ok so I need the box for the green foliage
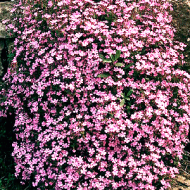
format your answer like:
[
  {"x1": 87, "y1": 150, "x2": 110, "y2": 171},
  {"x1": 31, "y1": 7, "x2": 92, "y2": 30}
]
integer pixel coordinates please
[
  {"x1": 99, "y1": 50, "x2": 121, "y2": 63},
  {"x1": 7, "y1": 53, "x2": 15, "y2": 63},
  {"x1": 97, "y1": 73, "x2": 111, "y2": 78}
]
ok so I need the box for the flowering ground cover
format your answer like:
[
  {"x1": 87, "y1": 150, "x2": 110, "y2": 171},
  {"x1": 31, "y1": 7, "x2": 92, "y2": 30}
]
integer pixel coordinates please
[{"x1": 0, "y1": 0, "x2": 190, "y2": 189}]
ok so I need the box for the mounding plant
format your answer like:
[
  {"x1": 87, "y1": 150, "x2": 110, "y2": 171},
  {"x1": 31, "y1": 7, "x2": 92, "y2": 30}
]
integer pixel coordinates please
[{"x1": 1, "y1": 0, "x2": 190, "y2": 189}]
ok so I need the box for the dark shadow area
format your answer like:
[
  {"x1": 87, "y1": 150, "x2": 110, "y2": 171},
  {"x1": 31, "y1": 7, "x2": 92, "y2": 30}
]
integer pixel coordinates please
[
  {"x1": 1, "y1": 40, "x2": 8, "y2": 79},
  {"x1": 0, "y1": 110, "x2": 32, "y2": 189}
]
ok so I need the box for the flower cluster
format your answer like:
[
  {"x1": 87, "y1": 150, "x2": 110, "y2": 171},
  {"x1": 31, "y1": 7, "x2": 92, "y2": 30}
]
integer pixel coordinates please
[{"x1": 1, "y1": 0, "x2": 190, "y2": 189}]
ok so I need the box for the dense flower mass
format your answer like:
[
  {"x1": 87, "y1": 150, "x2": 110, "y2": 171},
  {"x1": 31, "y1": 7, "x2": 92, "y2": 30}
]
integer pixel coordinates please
[{"x1": 1, "y1": 0, "x2": 190, "y2": 189}]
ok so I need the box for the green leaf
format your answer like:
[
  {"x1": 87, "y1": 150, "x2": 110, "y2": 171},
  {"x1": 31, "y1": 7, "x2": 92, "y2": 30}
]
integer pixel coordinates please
[
  {"x1": 173, "y1": 161, "x2": 178, "y2": 166},
  {"x1": 145, "y1": 78, "x2": 150, "y2": 81},
  {"x1": 99, "y1": 54, "x2": 105, "y2": 60},
  {"x1": 127, "y1": 106, "x2": 130, "y2": 110},
  {"x1": 97, "y1": 73, "x2": 111, "y2": 78},
  {"x1": 115, "y1": 50, "x2": 121, "y2": 60},
  {"x1": 81, "y1": 131, "x2": 85, "y2": 135},
  {"x1": 103, "y1": 59, "x2": 112, "y2": 63},
  {"x1": 124, "y1": 63, "x2": 133, "y2": 69},
  {"x1": 126, "y1": 89, "x2": 133, "y2": 97},
  {"x1": 120, "y1": 99, "x2": 125, "y2": 107},
  {"x1": 110, "y1": 54, "x2": 115, "y2": 61},
  {"x1": 125, "y1": 97, "x2": 130, "y2": 101},
  {"x1": 7, "y1": 53, "x2": 14, "y2": 58},
  {"x1": 115, "y1": 62, "x2": 124, "y2": 67}
]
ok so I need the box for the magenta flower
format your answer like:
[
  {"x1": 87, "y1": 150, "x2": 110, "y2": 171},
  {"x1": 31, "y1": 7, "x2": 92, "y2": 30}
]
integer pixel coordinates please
[{"x1": 1, "y1": 0, "x2": 189, "y2": 189}]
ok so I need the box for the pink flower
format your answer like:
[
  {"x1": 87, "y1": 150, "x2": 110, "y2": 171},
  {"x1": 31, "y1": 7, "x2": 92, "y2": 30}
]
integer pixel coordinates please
[
  {"x1": 2, "y1": 0, "x2": 189, "y2": 189},
  {"x1": 48, "y1": 1, "x2": 53, "y2": 7}
]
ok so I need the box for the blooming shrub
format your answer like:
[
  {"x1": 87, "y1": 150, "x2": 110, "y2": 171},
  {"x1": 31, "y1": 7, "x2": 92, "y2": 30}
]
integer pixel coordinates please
[{"x1": 1, "y1": 0, "x2": 190, "y2": 189}]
